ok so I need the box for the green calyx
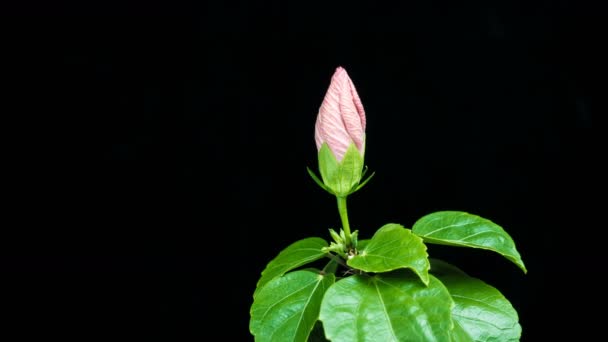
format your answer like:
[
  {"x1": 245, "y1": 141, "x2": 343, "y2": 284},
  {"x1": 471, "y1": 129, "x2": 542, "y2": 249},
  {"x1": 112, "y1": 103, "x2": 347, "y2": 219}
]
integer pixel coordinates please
[
  {"x1": 307, "y1": 142, "x2": 372, "y2": 252},
  {"x1": 307, "y1": 142, "x2": 374, "y2": 197}
]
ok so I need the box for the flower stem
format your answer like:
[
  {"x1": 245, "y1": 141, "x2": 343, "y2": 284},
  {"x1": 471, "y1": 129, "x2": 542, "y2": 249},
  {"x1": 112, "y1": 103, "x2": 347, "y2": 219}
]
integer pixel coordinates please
[{"x1": 336, "y1": 196, "x2": 352, "y2": 248}]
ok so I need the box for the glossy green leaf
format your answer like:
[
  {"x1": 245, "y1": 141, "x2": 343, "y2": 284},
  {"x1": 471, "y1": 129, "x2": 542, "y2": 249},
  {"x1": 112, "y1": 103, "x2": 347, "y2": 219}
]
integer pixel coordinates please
[
  {"x1": 412, "y1": 211, "x2": 526, "y2": 273},
  {"x1": 319, "y1": 272, "x2": 454, "y2": 342},
  {"x1": 250, "y1": 270, "x2": 335, "y2": 342},
  {"x1": 348, "y1": 223, "x2": 430, "y2": 285},
  {"x1": 430, "y1": 259, "x2": 522, "y2": 342},
  {"x1": 356, "y1": 239, "x2": 370, "y2": 250},
  {"x1": 450, "y1": 322, "x2": 475, "y2": 342},
  {"x1": 255, "y1": 237, "x2": 328, "y2": 296}
]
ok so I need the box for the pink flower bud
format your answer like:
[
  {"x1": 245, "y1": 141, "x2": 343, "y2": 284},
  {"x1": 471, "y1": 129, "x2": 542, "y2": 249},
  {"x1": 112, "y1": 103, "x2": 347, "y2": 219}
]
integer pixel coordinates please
[{"x1": 315, "y1": 67, "x2": 366, "y2": 162}]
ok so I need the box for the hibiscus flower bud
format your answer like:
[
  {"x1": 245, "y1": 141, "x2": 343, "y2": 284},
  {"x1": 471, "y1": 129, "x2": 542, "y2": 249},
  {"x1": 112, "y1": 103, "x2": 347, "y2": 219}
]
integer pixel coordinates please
[
  {"x1": 311, "y1": 67, "x2": 372, "y2": 197},
  {"x1": 314, "y1": 66, "x2": 366, "y2": 162}
]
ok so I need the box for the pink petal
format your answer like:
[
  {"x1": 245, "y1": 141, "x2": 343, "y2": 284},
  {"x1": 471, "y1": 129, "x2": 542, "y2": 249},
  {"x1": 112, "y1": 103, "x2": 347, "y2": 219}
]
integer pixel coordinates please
[{"x1": 314, "y1": 66, "x2": 366, "y2": 161}]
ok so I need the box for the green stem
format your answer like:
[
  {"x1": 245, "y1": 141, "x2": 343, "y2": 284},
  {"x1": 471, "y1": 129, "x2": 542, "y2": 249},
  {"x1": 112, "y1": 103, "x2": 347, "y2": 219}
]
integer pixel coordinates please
[
  {"x1": 326, "y1": 253, "x2": 348, "y2": 268},
  {"x1": 336, "y1": 196, "x2": 352, "y2": 248},
  {"x1": 321, "y1": 256, "x2": 340, "y2": 275}
]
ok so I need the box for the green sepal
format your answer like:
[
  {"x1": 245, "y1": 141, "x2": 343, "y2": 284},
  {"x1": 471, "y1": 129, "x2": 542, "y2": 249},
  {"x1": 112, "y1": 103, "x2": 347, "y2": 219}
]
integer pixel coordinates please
[
  {"x1": 339, "y1": 229, "x2": 346, "y2": 242},
  {"x1": 318, "y1": 143, "x2": 364, "y2": 197},
  {"x1": 329, "y1": 229, "x2": 343, "y2": 244},
  {"x1": 307, "y1": 167, "x2": 335, "y2": 195},
  {"x1": 322, "y1": 243, "x2": 347, "y2": 259},
  {"x1": 351, "y1": 171, "x2": 375, "y2": 194},
  {"x1": 350, "y1": 230, "x2": 359, "y2": 249},
  {"x1": 361, "y1": 165, "x2": 369, "y2": 178},
  {"x1": 323, "y1": 228, "x2": 358, "y2": 259}
]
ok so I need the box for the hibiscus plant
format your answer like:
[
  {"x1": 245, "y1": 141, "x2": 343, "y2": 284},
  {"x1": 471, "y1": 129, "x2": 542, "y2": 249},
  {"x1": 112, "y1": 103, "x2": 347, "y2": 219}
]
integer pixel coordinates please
[{"x1": 250, "y1": 67, "x2": 526, "y2": 341}]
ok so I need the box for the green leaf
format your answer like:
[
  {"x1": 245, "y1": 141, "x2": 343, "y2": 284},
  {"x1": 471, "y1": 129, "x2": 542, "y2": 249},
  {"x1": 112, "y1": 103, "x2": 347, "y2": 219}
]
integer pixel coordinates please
[
  {"x1": 356, "y1": 239, "x2": 370, "y2": 250},
  {"x1": 255, "y1": 237, "x2": 328, "y2": 296},
  {"x1": 450, "y1": 323, "x2": 475, "y2": 342},
  {"x1": 412, "y1": 211, "x2": 526, "y2": 273},
  {"x1": 250, "y1": 270, "x2": 335, "y2": 342},
  {"x1": 319, "y1": 272, "x2": 454, "y2": 342},
  {"x1": 348, "y1": 223, "x2": 430, "y2": 285},
  {"x1": 430, "y1": 259, "x2": 522, "y2": 342}
]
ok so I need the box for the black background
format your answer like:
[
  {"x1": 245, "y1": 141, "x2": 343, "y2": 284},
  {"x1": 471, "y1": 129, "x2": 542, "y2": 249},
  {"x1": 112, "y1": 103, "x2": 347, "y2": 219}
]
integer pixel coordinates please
[{"x1": 3, "y1": 1, "x2": 603, "y2": 340}]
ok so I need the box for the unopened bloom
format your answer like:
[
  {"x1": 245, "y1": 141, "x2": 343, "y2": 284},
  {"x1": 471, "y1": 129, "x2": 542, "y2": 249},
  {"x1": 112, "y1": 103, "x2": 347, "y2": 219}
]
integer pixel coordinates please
[
  {"x1": 312, "y1": 67, "x2": 371, "y2": 197},
  {"x1": 315, "y1": 67, "x2": 366, "y2": 162}
]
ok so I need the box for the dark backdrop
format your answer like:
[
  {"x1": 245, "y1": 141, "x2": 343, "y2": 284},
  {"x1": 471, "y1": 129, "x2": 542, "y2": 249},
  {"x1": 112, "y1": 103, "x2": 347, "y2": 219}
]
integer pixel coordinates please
[{"x1": 3, "y1": 1, "x2": 602, "y2": 340}]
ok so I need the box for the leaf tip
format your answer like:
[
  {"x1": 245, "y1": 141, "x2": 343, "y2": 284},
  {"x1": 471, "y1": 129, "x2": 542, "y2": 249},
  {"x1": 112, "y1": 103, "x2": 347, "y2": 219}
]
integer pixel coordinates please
[{"x1": 519, "y1": 263, "x2": 528, "y2": 274}]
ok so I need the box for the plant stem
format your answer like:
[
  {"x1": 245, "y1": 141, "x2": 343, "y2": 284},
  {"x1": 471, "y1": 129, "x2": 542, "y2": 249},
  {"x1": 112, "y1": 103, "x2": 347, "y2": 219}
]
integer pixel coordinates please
[
  {"x1": 326, "y1": 253, "x2": 348, "y2": 268},
  {"x1": 336, "y1": 196, "x2": 352, "y2": 248},
  {"x1": 321, "y1": 255, "x2": 340, "y2": 275}
]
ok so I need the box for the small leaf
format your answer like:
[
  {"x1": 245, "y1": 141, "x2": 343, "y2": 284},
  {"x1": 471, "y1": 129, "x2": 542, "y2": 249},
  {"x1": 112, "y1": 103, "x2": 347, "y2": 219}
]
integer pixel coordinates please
[
  {"x1": 255, "y1": 237, "x2": 328, "y2": 295},
  {"x1": 350, "y1": 230, "x2": 359, "y2": 247},
  {"x1": 430, "y1": 259, "x2": 522, "y2": 342},
  {"x1": 250, "y1": 270, "x2": 335, "y2": 342},
  {"x1": 348, "y1": 223, "x2": 430, "y2": 285},
  {"x1": 412, "y1": 211, "x2": 526, "y2": 273},
  {"x1": 329, "y1": 229, "x2": 343, "y2": 244},
  {"x1": 319, "y1": 272, "x2": 454, "y2": 342}
]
